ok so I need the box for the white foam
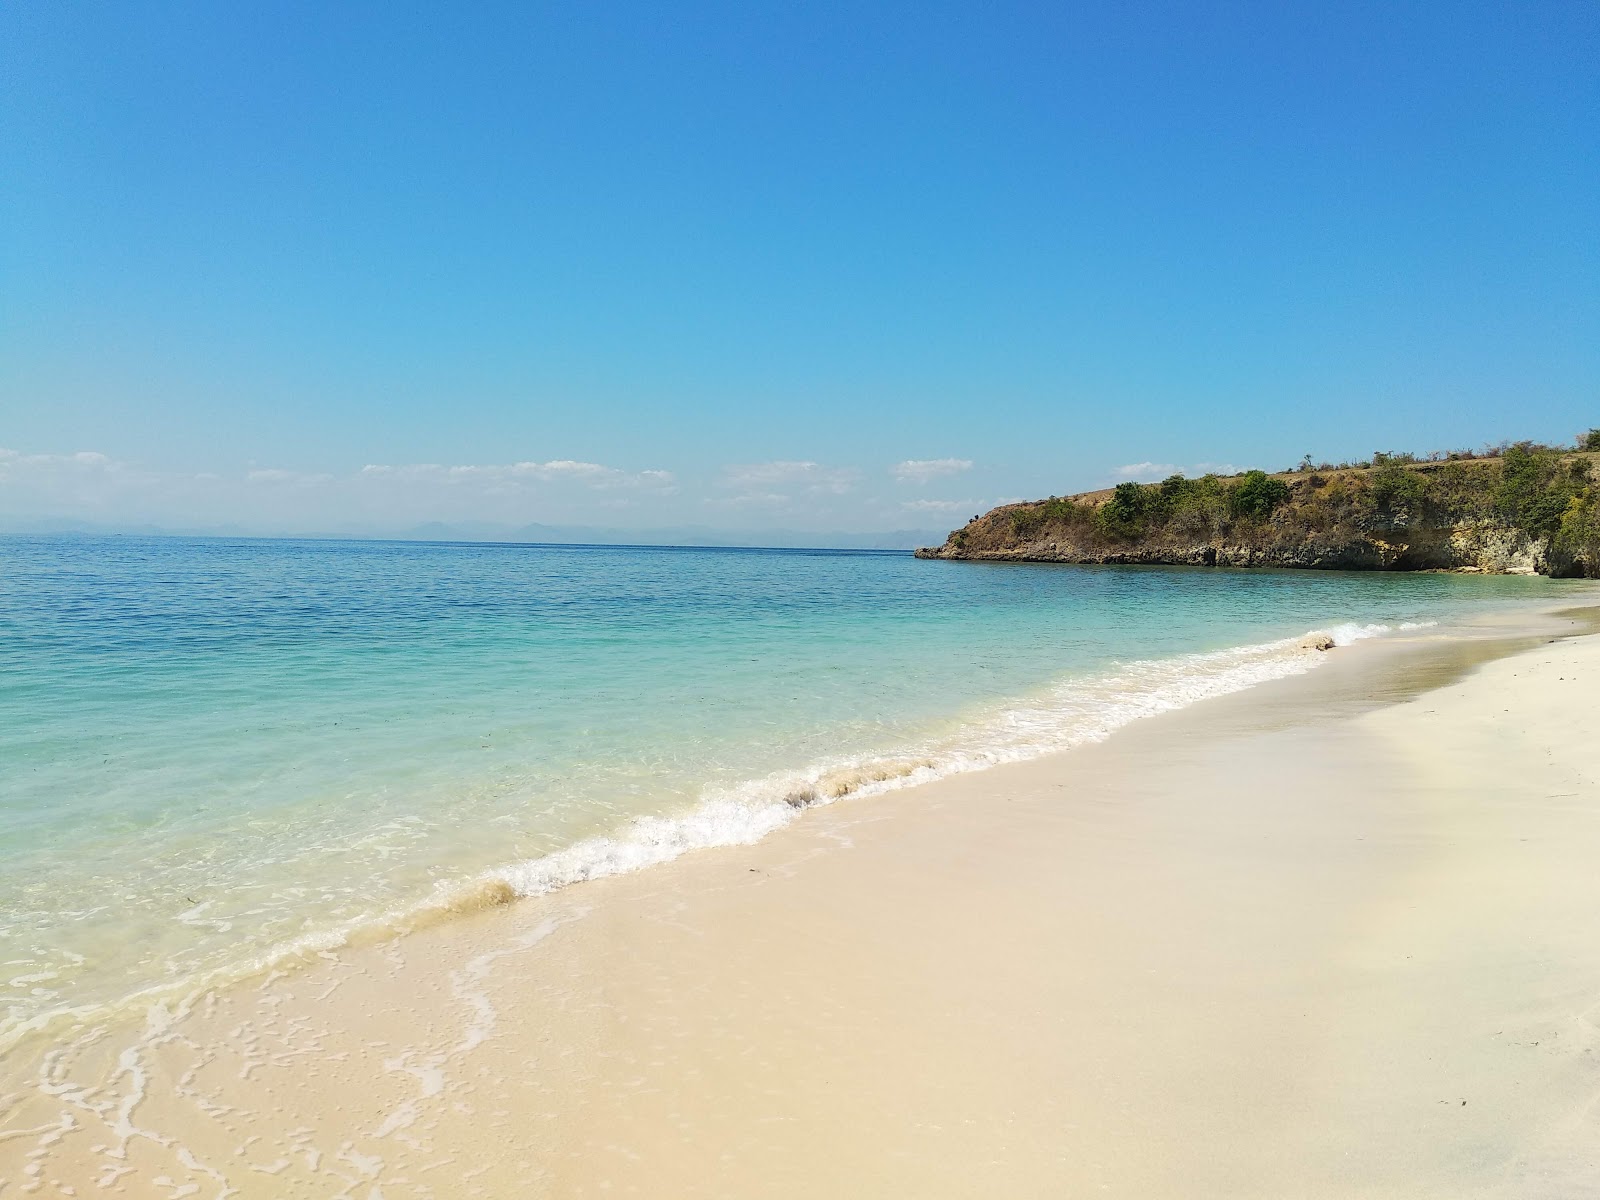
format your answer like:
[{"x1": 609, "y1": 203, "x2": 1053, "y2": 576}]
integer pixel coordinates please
[
  {"x1": 498, "y1": 801, "x2": 794, "y2": 895},
  {"x1": 1325, "y1": 619, "x2": 1434, "y2": 645},
  {"x1": 486, "y1": 622, "x2": 1403, "y2": 901},
  {"x1": 0, "y1": 618, "x2": 1424, "y2": 1064}
]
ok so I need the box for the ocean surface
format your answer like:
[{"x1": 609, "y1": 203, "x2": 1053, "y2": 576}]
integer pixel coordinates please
[{"x1": 0, "y1": 535, "x2": 1577, "y2": 1051}]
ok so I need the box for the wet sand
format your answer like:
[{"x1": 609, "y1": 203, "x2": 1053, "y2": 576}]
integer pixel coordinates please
[{"x1": 5, "y1": 609, "x2": 1600, "y2": 1198}]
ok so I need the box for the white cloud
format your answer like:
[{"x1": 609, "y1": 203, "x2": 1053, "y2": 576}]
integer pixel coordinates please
[
  {"x1": 0, "y1": 446, "x2": 684, "y2": 532},
  {"x1": 0, "y1": 447, "x2": 152, "y2": 521},
  {"x1": 0, "y1": 447, "x2": 113, "y2": 472},
  {"x1": 0, "y1": 445, "x2": 958, "y2": 536},
  {"x1": 720, "y1": 460, "x2": 858, "y2": 496},
  {"x1": 892, "y1": 458, "x2": 972, "y2": 484},
  {"x1": 1112, "y1": 461, "x2": 1237, "y2": 484},
  {"x1": 1112, "y1": 461, "x2": 1179, "y2": 482},
  {"x1": 359, "y1": 460, "x2": 675, "y2": 490},
  {"x1": 247, "y1": 468, "x2": 333, "y2": 485},
  {"x1": 704, "y1": 491, "x2": 791, "y2": 509},
  {"x1": 900, "y1": 497, "x2": 976, "y2": 513}
]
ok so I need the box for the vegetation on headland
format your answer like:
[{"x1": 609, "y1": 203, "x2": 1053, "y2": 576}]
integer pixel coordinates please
[{"x1": 920, "y1": 432, "x2": 1600, "y2": 578}]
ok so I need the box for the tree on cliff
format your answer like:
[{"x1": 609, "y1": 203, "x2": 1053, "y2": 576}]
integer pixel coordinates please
[{"x1": 1229, "y1": 471, "x2": 1291, "y2": 521}]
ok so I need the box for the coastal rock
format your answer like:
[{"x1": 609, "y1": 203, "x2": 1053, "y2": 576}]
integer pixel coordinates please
[{"x1": 915, "y1": 453, "x2": 1599, "y2": 579}]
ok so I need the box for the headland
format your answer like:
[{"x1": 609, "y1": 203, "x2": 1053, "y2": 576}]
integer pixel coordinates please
[{"x1": 918, "y1": 440, "x2": 1600, "y2": 577}]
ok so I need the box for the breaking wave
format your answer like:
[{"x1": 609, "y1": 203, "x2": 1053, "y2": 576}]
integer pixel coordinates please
[
  {"x1": 1, "y1": 619, "x2": 1430, "y2": 1056},
  {"x1": 485, "y1": 620, "x2": 1427, "y2": 898}
]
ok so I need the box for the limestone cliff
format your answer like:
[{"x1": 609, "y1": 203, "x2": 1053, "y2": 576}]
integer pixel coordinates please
[{"x1": 916, "y1": 449, "x2": 1600, "y2": 578}]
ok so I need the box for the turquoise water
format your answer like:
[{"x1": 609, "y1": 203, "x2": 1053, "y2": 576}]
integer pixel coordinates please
[{"x1": 0, "y1": 535, "x2": 1577, "y2": 1048}]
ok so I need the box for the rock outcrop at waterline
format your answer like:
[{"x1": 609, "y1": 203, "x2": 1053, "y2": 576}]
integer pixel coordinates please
[{"x1": 915, "y1": 446, "x2": 1600, "y2": 578}]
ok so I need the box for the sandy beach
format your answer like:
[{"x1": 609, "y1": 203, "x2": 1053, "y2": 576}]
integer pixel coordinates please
[
  {"x1": 6, "y1": 606, "x2": 1600, "y2": 1198},
  {"x1": 9, "y1": 1, "x2": 1597, "y2": 1194}
]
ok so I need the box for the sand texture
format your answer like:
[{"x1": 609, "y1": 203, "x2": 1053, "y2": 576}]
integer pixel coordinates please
[{"x1": 4, "y1": 614, "x2": 1600, "y2": 1198}]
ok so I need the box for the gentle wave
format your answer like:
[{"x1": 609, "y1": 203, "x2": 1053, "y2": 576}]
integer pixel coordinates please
[
  {"x1": 490, "y1": 621, "x2": 1428, "y2": 897},
  {"x1": 0, "y1": 620, "x2": 1425, "y2": 1057}
]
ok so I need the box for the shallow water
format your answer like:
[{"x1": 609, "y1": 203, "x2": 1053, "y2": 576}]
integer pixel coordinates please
[{"x1": 0, "y1": 535, "x2": 1578, "y2": 1047}]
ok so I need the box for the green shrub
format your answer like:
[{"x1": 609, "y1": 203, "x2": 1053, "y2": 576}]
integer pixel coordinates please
[
  {"x1": 1037, "y1": 497, "x2": 1088, "y2": 526},
  {"x1": 1163, "y1": 474, "x2": 1228, "y2": 536},
  {"x1": 1156, "y1": 473, "x2": 1194, "y2": 507},
  {"x1": 1580, "y1": 429, "x2": 1600, "y2": 452},
  {"x1": 1369, "y1": 461, "x2": 1428, "y2": 517},
  {"x1": 1228, "y1": 470, "x2": 1290, "y2": 521},
  {"x1": 1495, "y1": 442, "x2": 1585, "y2": 539},
  {"x1": 1097, "y1": 482, "x2": 1150, "y2": 539},
  {"x1": 1009, "y1": 496, "x2": 1089, "y2": 541},
  {"x1": 1556, "y1": 494, "x2": 1600, "y2": 576},
  {"x1": 1423, "y1": 460, "x2": 1493, "y2": 522},
  {"x1": 1010, "y1": 508, "x2": 1043, "y2": 538}
]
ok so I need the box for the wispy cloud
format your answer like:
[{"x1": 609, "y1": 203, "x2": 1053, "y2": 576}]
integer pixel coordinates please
[
  {"x1": 0, "y1": 447, "x2": 682, "y2": 531},
  {"x1": 0, "y1": 447, "x2": 162, "y2": 521},
  {"x1": 1112, "y1": 461, "x2": 1178, "y2": 481},
  {"x1": 0, "y1": 448, "x2": 112, "y2": 471},
  {"x1": 1111, "y1": 461, "x2": 1237, "y2": 484},
  {"x1": 360, "y1": 460, "x2": 675, "y2": 490},
  {"x1": 891, "y1": 458, "x2": 972, "y2": 484},
  {"x1": 720, "y1": 460, "x2": 859, "y2": 496},
  {"x1": 899, "y1": 497, "x2": 976, "y2": 513},
  {"x1": 247, "y1": 468, "x2": 334, "y2": 485},
  {"x1": 0, "y1": 446, "x2": 124, "y2": 487},
  {"x1": 0, "y1": 445, "x2": 953, "y2": 536},
  {"x1": 703, "y1": 490, "x2": 791, "y2": 509}
]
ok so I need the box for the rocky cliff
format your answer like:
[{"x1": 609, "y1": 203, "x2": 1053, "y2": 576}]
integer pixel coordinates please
[{"x1": 916, "y1": 447, "x2": 1600, "y2": 578}]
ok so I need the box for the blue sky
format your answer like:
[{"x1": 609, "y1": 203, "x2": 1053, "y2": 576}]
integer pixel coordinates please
[{"x1": 3, "y1": 1, "x2": 1596, "y2": 535}]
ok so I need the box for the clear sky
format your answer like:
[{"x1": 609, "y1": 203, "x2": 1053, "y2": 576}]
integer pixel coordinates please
[{"x1": 3, "y1": 1, "x2": 1596, "y2": 536}]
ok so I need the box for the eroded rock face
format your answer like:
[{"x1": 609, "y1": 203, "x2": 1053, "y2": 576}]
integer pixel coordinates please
[
  {"x1": 914, "y1": 525, "x2": 1555, "y2": 576},
  {"x1": 1451, "y1": 524, "x2": 1544, "y2": 575}
]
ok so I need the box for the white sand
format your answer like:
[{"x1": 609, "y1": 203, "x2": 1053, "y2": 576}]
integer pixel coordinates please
[{"x1": 5, "y1": 614, "x2": 1600, "y2": 1198}]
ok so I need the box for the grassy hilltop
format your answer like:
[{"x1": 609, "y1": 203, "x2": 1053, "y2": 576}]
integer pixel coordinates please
[{"x1": 917, "y1": 433, "x2": 1600, "y2": 578}]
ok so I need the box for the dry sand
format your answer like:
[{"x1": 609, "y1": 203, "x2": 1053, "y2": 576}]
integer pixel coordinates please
[{"x1": 5, "y1": 610, "x2": 1600, "y2": 1198}]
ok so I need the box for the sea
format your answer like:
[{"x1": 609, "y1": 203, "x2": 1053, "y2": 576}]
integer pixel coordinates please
[{"x1": 0, "y1": 534, "x2": 1578, "y2": 1055}]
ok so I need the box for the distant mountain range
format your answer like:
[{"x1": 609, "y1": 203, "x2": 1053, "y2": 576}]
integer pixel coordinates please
[{"x1": 0, "y1": 516, "x2": 950, "y2": 552}]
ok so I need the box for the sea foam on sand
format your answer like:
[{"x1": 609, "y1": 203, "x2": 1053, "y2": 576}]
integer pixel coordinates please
[{"x1": 488, "y1": 620, "x2": 1426, "y2": 899}]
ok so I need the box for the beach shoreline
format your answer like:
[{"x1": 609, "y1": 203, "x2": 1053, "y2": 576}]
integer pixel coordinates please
[{"x1": 6, "y1": 602, "x2": 1600, "y2": 1197}]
